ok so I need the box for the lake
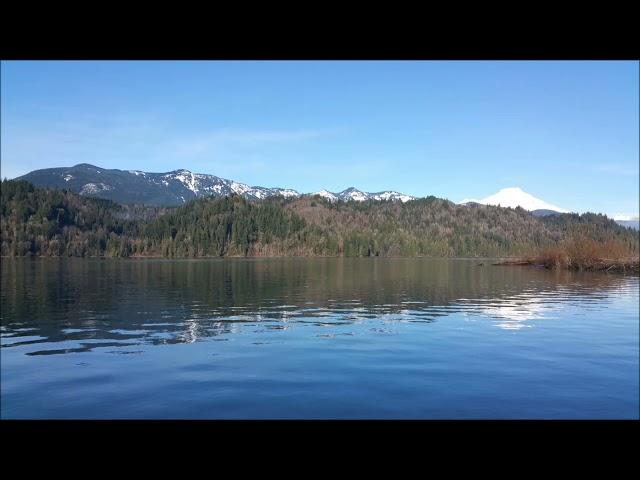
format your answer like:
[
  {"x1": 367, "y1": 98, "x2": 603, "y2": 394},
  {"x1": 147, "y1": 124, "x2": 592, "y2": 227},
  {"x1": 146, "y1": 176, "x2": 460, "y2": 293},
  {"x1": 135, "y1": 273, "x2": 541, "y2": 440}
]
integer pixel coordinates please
[{"x1": 1, "y1": 258, "x2": 638, "y2": 419}]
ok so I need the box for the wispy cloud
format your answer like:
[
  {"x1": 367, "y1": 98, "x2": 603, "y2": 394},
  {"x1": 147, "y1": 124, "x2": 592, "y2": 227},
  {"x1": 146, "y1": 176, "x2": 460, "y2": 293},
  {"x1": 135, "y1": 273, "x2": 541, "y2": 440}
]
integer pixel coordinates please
[
  {"x1": 1, "y1": 116, "x2": 343, "y2": 179},
  {"x1": 172, "y1": 127, "x2": 336, "y2": 157}
]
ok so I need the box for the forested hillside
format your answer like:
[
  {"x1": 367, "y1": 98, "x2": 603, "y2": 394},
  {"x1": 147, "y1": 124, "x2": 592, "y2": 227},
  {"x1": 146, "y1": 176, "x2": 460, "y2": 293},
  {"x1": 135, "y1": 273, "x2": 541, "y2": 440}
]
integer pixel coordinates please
[
  {"x1": 0, "y1": 180, "x2": 165, "y2": 257},
  {"x1": 284, "y1": 196, "x2": 639, "y2": 257},
  {"x1": 1, "y1": 180, "x2": 638, "y2": 258}
]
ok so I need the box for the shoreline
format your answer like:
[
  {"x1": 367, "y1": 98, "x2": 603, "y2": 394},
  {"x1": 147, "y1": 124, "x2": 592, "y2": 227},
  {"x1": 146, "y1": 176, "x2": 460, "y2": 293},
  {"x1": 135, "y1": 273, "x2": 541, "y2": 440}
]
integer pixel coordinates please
[
  {"x1": 3, "y1": 255, "x2": 638, "y2": 275},
  {"x1": 494, "y1": 258, "x2": 640, "y2": 274},
  {"x1": 1, "y1": 255, "x2": 526, "y2": 260}
]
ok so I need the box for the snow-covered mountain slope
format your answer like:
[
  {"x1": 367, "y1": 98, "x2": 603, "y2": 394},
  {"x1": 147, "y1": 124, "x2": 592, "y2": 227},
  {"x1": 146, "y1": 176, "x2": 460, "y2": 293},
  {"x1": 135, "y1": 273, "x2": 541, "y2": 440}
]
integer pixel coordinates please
[
  {"x1": 460, "y1": 187, "x2": 568, "y2": 213},
  {"x1": 17, "y1": 164, "x2": 416, "y2": 206},
  {"x1": 311, "y1": 190, "x2": 339, "y2": 202},
  {"x1": 17, "y1": 164, "x2": 300, "y2": 206},
  {"x1": 308, "y1": 187, "x2": 415, "y2": 203},
  {"x1": 370, "y1": 191, "x2": 415, "y2": 202},
  {"x1": 338, "y1": 187, "x2": 369, "y2": 202}
]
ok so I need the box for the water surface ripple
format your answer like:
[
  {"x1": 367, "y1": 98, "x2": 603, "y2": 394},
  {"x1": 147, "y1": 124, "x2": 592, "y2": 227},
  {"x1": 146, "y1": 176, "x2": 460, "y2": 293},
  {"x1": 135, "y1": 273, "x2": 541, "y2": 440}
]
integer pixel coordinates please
[{"x1": 1, "y1": 258, "x2": 638, "y2": 419}]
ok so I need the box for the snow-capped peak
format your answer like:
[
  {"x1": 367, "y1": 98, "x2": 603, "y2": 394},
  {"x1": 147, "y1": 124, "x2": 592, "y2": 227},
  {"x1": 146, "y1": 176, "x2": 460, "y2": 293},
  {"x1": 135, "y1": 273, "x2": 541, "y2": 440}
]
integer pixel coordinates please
[
  {"x1": 460, "y1": 187, "x2": 568, "y2": 213},
  {"x1": 339, "y1": 187, "x2": 368, "y2": 202},
  {"x1": 172, "y1": 170, "x2": 200, "y2": 194},
  {"x1": 308, "y1": 188, "x2": 415, "y2": 203},
  {"x1": 312, "y1": 190, "x2": 339, "y2": 201},
  {"x1": 272, "y1": 188, "x2": 300, "y2": 198},
  {"x1": 370, "y1": 191, "x2": 415, "y2": 202}
]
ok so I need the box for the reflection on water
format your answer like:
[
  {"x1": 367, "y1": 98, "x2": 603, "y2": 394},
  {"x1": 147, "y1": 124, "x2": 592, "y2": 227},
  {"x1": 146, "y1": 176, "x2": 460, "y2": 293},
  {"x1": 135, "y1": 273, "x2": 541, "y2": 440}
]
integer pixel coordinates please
[
  {"x1": 2, "y1": 258, "x2": 634, "y2": 348},
  {"x1": 1, "y1": 258, "x2": 638, "y2": 419}
]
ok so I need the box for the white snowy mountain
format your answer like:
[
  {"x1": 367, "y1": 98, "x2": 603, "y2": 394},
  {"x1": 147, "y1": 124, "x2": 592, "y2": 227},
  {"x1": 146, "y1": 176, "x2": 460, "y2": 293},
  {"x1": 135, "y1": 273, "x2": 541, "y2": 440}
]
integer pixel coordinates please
[{"x1": 460, "y1": 187, "x2": 569, "y2": 213}]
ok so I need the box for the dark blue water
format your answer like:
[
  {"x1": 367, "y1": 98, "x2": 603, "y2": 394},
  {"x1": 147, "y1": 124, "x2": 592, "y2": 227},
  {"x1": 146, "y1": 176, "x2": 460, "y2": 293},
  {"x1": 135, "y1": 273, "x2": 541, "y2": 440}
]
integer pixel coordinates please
[{"x1": 1, "y1": 258, "x2": 638, "y2": 419}]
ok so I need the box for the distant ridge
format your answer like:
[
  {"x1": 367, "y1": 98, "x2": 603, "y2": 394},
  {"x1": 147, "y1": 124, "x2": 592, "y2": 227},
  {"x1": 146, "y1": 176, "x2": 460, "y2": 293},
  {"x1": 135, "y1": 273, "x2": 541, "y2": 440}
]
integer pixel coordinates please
[
  {"x1": 17, "y1": 164, "x2": 415, "y2": 207},
  {"x1": 615, "y1": 218, "x2": 640, "y2": 230},
  {"x1": 15, "y1": 165, "x2": 633, "y2": 226}
]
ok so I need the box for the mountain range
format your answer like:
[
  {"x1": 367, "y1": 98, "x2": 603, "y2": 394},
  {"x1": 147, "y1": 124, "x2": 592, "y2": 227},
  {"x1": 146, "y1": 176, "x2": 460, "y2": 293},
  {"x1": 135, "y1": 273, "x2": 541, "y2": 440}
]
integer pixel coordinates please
[
  {"x1": 15, "y1": 163, "x2": 638, "y2": 230},
  {"x1": 17, "y1": 164, "x2": 414, "y2": 206}
]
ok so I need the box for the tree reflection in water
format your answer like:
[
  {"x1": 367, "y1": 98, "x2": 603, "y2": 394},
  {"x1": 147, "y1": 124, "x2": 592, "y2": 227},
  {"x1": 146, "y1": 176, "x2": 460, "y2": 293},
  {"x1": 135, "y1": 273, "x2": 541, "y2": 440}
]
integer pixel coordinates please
[{"x1": 1, "y1": 258, "x2": 637, "y2": 354}]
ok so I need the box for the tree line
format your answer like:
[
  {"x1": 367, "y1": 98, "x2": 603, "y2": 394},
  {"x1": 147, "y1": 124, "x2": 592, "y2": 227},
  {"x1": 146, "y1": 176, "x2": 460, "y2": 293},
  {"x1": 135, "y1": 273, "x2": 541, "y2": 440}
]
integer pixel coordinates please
[{"x1": 2, "y1": 179, "x2": 638, "y2": 258}]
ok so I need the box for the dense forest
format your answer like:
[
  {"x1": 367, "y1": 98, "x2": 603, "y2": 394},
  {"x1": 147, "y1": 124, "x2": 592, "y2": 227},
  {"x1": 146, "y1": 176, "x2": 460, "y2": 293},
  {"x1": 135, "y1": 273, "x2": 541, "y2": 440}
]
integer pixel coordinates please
[{"x1": 1, "y1": 179, "x2": 638, "y2": 258}]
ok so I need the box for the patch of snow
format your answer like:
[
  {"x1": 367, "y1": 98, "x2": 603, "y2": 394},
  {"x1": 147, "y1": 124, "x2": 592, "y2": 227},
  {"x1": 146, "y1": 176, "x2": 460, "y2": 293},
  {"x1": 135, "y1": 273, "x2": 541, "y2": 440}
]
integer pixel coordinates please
[
  {"x1": 230, "y1": 182, "x2": 251, "y2": 195},
  {"x1": 371, "y1": 192, "x2": 393, "y2": 201},
  {"x1": 274, "y1": 189, "x2": 300, "y2": 198},
  {"x1": 371, "y1": 191, "x2": 415, "y2": 202},
  {"x1": 79, "y1": 183, "x2": 114, "y2": 195},
  {"x1": 172, "y1": 170, "x2": 201, "y2": 194},
  {"x1": 63, "y1": 174, "x2": 73, "y2": 182},
  {"x1": 251, "y1": 190, "x2": 267, "y2": 199}
]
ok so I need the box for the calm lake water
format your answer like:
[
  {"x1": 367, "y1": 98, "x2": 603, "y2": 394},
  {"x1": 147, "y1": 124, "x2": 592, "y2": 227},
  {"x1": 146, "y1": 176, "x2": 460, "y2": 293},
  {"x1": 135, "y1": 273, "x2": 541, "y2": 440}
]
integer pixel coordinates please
[{"x1": 1, "y1": 258, "x2": 638, "y2": 419}]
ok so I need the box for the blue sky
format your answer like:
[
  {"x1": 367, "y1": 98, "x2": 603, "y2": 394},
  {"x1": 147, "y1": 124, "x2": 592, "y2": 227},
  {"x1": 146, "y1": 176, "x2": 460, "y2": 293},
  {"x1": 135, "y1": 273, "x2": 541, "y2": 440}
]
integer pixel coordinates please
[{"x1": 1, "y1": 61, "x2": 638, "y2": 218}]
